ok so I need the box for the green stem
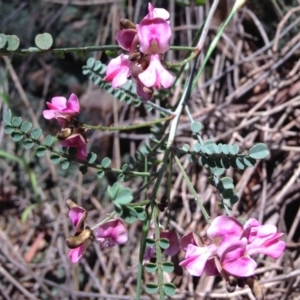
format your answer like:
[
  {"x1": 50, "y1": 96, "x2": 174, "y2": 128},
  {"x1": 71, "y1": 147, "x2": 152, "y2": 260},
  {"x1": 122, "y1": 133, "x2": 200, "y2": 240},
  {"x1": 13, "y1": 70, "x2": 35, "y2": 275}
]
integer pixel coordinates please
[
  {"x1": 153, "y1": 206, "x2": 165, "y2": 300},
  {"x1": 173, "y1": 153, "x2": 210, "y2": 223},
  {"x1": 91, "y1": 211, "x2": 116, "y2": 231},
  {"x1": 83, "y1": 114, "x2": 174, "y2": 131},
  {"x1": 0, "y1": 45, "x2": 196, "y2": 56}
]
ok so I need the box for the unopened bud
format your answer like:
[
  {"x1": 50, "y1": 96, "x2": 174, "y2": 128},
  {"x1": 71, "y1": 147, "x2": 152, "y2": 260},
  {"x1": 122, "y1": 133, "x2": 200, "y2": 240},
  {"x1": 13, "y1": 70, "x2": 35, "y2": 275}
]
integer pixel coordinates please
[
  {"x1": 66, "y1": 199, "x2": 77, "y2": 209},
  {"x1": 246, "y1": 277, "x2": 264, "y2": 300},
  {"x1": 233, "y1": 0, "x2": 247, "y2": 11},
  {"x1": 66, "y1": 228, "x2": 93, "y2": 249},
  {"x1": 120, "y1": 18, "x2": 136, "y2": 29}
]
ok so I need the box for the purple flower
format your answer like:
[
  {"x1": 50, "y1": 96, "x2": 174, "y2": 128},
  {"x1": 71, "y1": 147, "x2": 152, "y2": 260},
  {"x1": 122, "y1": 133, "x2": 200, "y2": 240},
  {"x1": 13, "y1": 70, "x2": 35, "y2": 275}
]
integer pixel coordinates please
[{"x1": 180, "y1": 216, "x2": 286, "y2": 277}]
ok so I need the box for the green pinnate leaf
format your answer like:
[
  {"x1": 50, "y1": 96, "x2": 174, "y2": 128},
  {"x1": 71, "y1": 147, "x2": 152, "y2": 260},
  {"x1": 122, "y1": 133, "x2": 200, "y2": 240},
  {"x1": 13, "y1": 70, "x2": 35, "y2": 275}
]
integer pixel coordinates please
[
  {"x1": 219, "y1": 177, "x2": 234, "y2": 190},
  {"x1": 11, "y1": 131, "x2": 23, "y2": 142},
  {"x1": 24, "y1": 139, "x2": 34, "y2": 149},
  {"x1": 181, "y1": 144, "x2": 189, "y2": 152},
  {"x1": 243, "y1": 156, "x2": 256, "y2": 167},
  {"x1": 50, "y1": 154, "x2": 61, "y2": 164},
  {"x1": 0, "y1": 34, "x2": 7, "y2": 49},
  {"x1": 236, "y1": 157, "x2": 245, "y2": 170},
  {"x1": 192, "y1": 143, "x2": 202, "y2": 153},
  {"x1": 191, "y1": 122, "x2": 202, "y2": 133},
  {"x1": 87, "y1": 152, "x2": 97, "y2": 164},
  {"x1": 60, "y1": 159, "x2": 71, "y2": 170},
  {"x1": 159, "y1": 238, "x2": 170, "y2": 250},
  {"x1": 162, "y1": 283, "x2": 176, "y2": 297},
  {"x1": 86, "y1": 57, "x2": 95, "y2": 69},
  {"x1": 228, "y1": 144, "x2": 239, "y2": 155},
  {"x1": 145, "y1": 283, "x2": 159, "y2": 294},
  {"x1": 31, "y1": 128, "x2": 42, "y2": 140},
  {"x1": 97, "y1": 170, "x2": 104, "y2": 179},
  {"x1": 4, "y1": 125, "x2": 14, "y2": 134},
  {"x1": 161, "y1": 262, "x2": 174, "y2": 273},
  {"x1": 44, "y1": 135, "x2": 55, "y2": 146},
  {"x1": 3, "y1": 109, "x2": 12, "y2": 125},
  {"x1": 249, "y1": 143, "x2": 269, "y2": 159},
  {"x1": 114, "y1": 187, "x2": 133, "y2": 205},
  {"x1": 101, "y1": 157, "x2": 111, "y2": 168},
  {"x1": 134, "y1": 206, "x2": 146, "y2": 221},
  {"x1": 121, "y1": 206, "x2": 137, "y2": 223},
  {"x1": 221, "y1": 144, "x2": 229, "y2": 155},
  {"x1": 21, "y1": 121, "x2": 32, "y2": 133},
  {"x1": 108, "y1": 182, "x2": 121, "y2": 199},
  {"x1": 145, "y1": 238, "x2": 155, "y2": 247},
  {"x1": 36, "y1": 146, "x2": 47, "y2": 157},
  {"x1": 6, "y1": 35, "x2": 19, "y2": 51},
  {"x1": 11, "y1": 116, "x2": 22, "y2": 127},
  {"x1": 35, "y1": 33, "x2": 53, "y2": 50},
  {"x1": 145, "y1": 263, "x2": 158, "y2": 273},
  {"x1": 210, "y1": 166, "x2": 225, "y2": 176},
  {"x1": 222, "y1": 188, "x2": 234, "y2": 198}
]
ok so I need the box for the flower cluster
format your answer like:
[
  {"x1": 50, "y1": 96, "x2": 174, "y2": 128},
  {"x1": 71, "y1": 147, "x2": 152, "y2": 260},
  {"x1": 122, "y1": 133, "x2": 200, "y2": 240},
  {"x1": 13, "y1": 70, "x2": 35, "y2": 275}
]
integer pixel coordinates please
[
  {"x1": 43, "y1": 93, "x2": 88, "y2": 160},
  {"x1": 180, "y1": 216, "x2": 285, "y2": 281},
  {"x1": 66, "y1": 199, "x2": 128, "y2": 263},
  {"x1": 105, "y1": 3, "x2": 174, "y2": 100}
]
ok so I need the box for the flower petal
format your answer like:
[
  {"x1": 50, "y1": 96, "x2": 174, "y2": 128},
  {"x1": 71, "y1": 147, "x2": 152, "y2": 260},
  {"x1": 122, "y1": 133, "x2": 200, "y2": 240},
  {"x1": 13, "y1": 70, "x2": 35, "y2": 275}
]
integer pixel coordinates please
[
  {"x1": 221, "y1": 238, "x2": 257, "y2": 277},
  {"x1": 179, "y1": 244, "x2": 217, "y2": 277},
  {"x1": 138, "y1": 18, "x2": 171, "y2": 54},
  {"x1": 180, "y1": 232, "x2": 197, "y2": 252},
  {"x1": 207, "y1": 216, "x2": 243, "y2": 252},
  {"x1": 116, "y1": 29, "x2": 137, "y2": 51},
  {"x1": 138, "y1": 54, "x2": 174, "y2": 89},
  {"x1": 68, "y1": 243, "x2": 87, "y2": 263},
  {"x1": 66, "y1": 93, "x2": 80, "y2": 114},
  {"x1": 68, "y1": 206, "x2": 86, "y2": 230},
  {"x1": 95, "y1": 219, "x2": 128, "y2": 246}
]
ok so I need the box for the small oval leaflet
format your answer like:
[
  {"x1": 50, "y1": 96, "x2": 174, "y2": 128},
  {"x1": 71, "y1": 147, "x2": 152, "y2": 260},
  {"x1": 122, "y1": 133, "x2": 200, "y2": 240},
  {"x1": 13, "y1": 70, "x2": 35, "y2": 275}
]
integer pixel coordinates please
[
  {"x1": 12, "y1": 116, "x2": 22, "y2": 127},
  {"x1": 249, "y1": 143, "x2": 269, "y2": 160},
  {"x1": 145, "y1": 283, "x2": 159, "y2": 294},
  {"x1": 159, "y1": 238, "x2": 170, "y2": 250},
  {"x1": 6, "y1": 35, "x2": 20, "y2": 51},
  {"x1": 21, "y1": 121, "x2": 32, "y2": 133},
  {"x1": 36, "y1": 146, "x2": 47, "y2": 157},
  {"x1": 191, "y1": 122, "x2": 202, "y2": 133},
  {"x1": 101, "y1": 157, "x2": 111, "y2": 168},
  {"x1": 50, "y1": 154, "x2": 61, "y2": 164},
  {"x1": 145, "y1": 263, "x2": 158, "y2": 273},
  {"x1": 11, "y1": 131, "x2": 23, "y2": 142},
  {"x1": 35, "y1": 33, "x2": 53, "y2": 50},
  {"x1": 31, "y1": 128, "x2": 42, "y2": 140},
  {"x1": 0, "y1": 34, "x2": 7, "y2": 49},
  {"x1": 24, "y1": 139, "x2": 35, "y2": 149},
  {"x1": 162, "y1": 283, "x2": 176, "y2": 297},
  {"x1": 161, "y1": 262, "x2": 174, "y2": 273}
]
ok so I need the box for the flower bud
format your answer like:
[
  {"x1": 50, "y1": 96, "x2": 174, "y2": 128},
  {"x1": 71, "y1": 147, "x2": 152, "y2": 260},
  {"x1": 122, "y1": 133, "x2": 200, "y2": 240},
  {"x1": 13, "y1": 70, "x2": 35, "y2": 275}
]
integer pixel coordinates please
[
  {"x1": 120, "y1": 18, "x2": 136, "y2": 29},
  {"x1": 246, "y1": 277, "x2": 264, "y2": 300}
]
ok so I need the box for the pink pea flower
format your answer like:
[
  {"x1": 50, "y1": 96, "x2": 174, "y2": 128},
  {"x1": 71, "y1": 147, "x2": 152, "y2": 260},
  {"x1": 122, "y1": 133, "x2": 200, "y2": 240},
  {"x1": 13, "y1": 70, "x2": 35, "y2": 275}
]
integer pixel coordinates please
[
  {"x1": 43, "y1": 93, "x2": 80, "y2": 120},
  {"x1": 104, "y1": 54, "x2": 131, "y2": 88},
  {"x1": 138, "y1": 18, "x2": 171, "y2": 54},
  {"x1": 180, "y1": 216, "x2": 286, "y2": 278},
  {"x1": 138, "y1": 54, "x2": 174, "y2": 89},
  {"x1": 68, "y1": 241, "x2": 89, "y2": 264},
  {"x1": 95, "y1": 219, "x2": 128, "y2": 249},
  {"x1": 60, "y1": 133, "x2": 87, "y2": 161},
  {"x1": 144, "y1": 3, "x2": 170, "y2": 21}
]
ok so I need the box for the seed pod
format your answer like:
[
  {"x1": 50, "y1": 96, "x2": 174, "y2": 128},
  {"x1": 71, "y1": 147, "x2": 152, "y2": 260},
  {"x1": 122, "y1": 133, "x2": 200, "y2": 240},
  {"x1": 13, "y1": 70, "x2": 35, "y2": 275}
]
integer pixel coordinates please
[{"x1": 66, "y1": 228, "x2": 93, "y2": 249}]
